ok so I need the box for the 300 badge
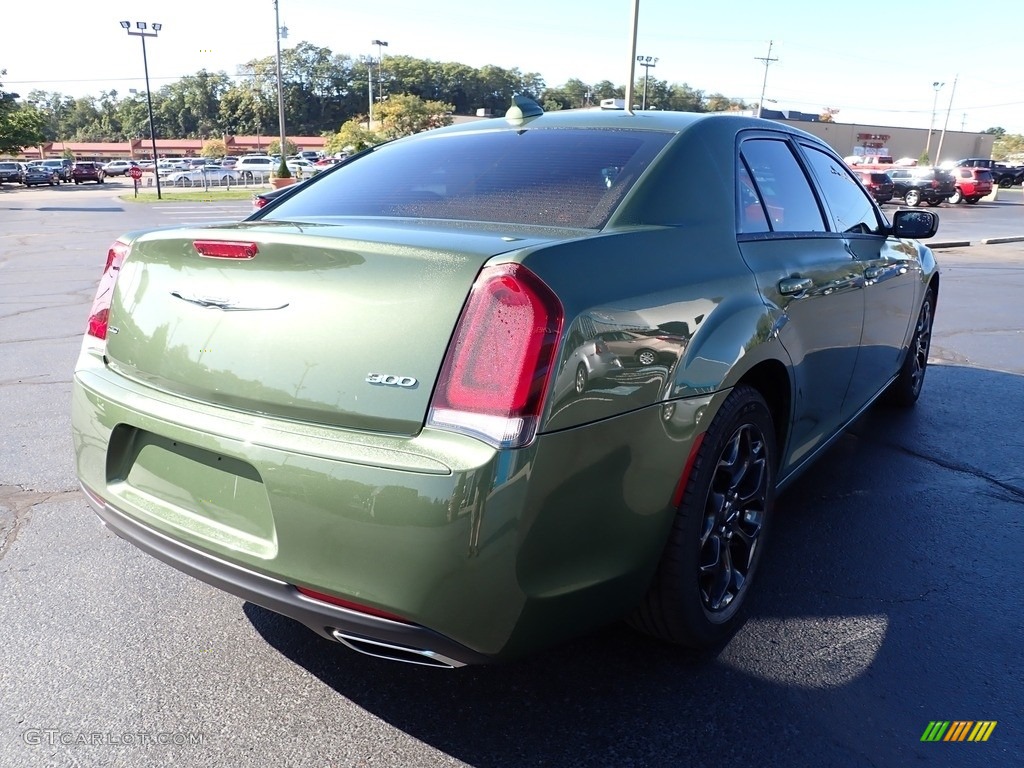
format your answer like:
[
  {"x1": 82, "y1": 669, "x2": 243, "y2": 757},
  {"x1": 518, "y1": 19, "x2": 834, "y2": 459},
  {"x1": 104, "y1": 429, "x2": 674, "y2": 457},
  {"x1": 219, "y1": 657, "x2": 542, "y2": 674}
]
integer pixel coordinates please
[{"x1": 365, "y1": 373, "x2": 417, "y2": 387}]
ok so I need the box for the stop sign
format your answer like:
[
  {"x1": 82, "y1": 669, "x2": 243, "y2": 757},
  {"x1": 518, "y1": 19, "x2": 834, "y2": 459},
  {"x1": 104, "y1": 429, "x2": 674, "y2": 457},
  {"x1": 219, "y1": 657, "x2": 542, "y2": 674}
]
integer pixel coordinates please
[{"x1": 129, "y1": 167, "x2": 143, "y2": 179}]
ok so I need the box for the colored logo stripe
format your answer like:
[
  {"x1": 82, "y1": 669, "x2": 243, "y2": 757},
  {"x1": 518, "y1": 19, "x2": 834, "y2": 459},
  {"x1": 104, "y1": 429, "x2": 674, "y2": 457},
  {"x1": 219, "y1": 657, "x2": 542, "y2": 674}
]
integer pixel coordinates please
[{"x1": 920, "y1": 721, "x2": 996, "y2": 742}]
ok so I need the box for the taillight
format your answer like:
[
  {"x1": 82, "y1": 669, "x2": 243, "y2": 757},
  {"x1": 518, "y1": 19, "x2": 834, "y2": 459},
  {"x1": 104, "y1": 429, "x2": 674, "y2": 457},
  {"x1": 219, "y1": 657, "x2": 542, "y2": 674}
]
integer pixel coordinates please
[
  {"x1": 295, "y1": 586, "x2": 410, "y2": 624},
  {"x1": 428, "y1": 263, "x2": 563, "y2": 448},
  {"x1": 86, "y1": 240, "x2": 129, "y2": 340},
  {"x1": 252, "y1": 195, "x2": 268, "y2": 210}
]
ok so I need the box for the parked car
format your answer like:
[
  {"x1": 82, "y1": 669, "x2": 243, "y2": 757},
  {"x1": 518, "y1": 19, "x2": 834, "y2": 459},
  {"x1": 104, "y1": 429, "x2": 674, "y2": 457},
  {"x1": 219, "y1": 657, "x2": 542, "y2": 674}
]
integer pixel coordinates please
[
  {"x1": 250, "y1": 178, "x2": 308, "y2": 212},
  {"x1": 24, "y1": 165, "x2": 60, "y2": 186},
  {"x1": 0, "y1": 161, "x2": 26, "y2": 184},
  {"x1": 165, "y1": 167, "x2": 240, "y2": 187},
  {"x1": 41, "y1": 158, "x2": 73, "y2": 183},
  {"x1": 234, "y1": 155, "x2": 275, "y2": 181},
  {"x1": 853, "y1": 169, "x2": 894, "y2": 204},
  {"x1": 886, "y1": 167, "x2": 956, "y2": 207},
  {"x1": 947, "y1": 167, "x2": 993, "y2": 204},
  {"x1": 102, "y1": 160, "x2": 139, "y2": 177},
  {"x1": 952, "y1": 158, "x2": 1023, "y2": 188},
  {"x1": 73, "y1": 106, "x2": 940, "y2": 667},
  {"x1": 72, "y1": 162, "x2": 106, "y2": 184}
]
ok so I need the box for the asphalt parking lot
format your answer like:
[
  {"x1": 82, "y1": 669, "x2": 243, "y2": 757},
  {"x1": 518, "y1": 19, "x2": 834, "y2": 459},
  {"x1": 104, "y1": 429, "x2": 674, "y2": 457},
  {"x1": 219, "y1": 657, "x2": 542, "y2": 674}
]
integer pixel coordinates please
[{"x1": 0, "y1": 181, "x2": 1022, "y2": 767}]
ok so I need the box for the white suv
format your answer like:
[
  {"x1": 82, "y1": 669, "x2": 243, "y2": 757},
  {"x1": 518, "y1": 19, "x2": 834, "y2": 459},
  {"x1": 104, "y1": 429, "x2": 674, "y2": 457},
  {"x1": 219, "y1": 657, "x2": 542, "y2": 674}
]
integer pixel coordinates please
[
  {"x1": 235, "y1": 156, "x2": 275, "y2": 182},
  {"x1": 103, "y1": 160, "x2": 139, "y2": 177}
]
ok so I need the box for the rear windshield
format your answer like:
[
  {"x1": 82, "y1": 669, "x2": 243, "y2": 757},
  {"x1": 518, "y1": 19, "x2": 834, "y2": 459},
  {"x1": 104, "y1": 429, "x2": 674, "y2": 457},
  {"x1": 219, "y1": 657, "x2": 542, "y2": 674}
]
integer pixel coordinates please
[{"x1": 263, "y1": 128, "x2": 673, "y2": 229}]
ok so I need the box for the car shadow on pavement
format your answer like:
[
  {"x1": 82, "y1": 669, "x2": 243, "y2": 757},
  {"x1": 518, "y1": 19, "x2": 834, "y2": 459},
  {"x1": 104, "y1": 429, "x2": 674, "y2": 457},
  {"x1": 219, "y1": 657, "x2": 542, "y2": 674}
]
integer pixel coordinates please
[{"x1": 245, "y1": 363, "x2": 1022, "y2": 767}]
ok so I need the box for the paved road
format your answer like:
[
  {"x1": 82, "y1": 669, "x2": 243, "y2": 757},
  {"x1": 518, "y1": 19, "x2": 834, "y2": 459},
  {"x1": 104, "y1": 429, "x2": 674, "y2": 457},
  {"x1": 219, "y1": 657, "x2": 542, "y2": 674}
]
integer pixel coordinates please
[{"x1": 1, "y1": 183, "x2": 1021, "y2": 767}]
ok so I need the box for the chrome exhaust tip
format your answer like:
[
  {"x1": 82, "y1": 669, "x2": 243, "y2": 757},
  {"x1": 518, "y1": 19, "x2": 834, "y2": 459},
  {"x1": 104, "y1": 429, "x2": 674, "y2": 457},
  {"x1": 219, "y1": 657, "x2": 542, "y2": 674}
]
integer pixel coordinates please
[{"x1": 331, "y1": 630, "x2": 464, "y2": 669}]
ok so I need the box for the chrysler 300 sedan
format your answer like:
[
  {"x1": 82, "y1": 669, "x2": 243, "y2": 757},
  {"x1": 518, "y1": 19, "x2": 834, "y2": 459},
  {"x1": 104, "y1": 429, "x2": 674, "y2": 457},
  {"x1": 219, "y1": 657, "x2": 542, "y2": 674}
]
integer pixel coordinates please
[{"x1": 73, "y1": 102, "x2": 939, "y2": 667}]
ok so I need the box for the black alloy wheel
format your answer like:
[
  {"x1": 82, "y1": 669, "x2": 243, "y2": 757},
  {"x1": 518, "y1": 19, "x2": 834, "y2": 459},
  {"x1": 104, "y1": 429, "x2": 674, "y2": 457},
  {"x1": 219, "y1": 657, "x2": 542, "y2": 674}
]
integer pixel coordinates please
[{"x1": 630, "y1": 385, "x2": 776, "y2": 648}]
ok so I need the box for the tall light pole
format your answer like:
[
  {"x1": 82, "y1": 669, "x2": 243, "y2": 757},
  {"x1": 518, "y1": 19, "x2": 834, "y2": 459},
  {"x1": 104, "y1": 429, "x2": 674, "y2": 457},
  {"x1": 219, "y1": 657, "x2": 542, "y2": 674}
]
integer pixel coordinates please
[
  {"x1": 635, "y1": 55, "x2": 658, "y2": 110},
  {"x1": 371, "y1": 39, "x2": 388, "y2": 108},
  {"x1": 120, "y1": 20, "x2": 162, "y2": 199},
  {"x1": 924, "y1": 81, "x2": 944, "y2": 163},
  {"x1": 273, "y1": 0, "x2": 288, "y2": 161}
]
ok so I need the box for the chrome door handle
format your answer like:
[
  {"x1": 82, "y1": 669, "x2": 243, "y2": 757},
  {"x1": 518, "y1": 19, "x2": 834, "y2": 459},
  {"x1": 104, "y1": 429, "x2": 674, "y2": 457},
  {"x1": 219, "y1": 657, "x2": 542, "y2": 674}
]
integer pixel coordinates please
[{"x1": 779, "y1": 277, "x2": 813, "y2": 295}]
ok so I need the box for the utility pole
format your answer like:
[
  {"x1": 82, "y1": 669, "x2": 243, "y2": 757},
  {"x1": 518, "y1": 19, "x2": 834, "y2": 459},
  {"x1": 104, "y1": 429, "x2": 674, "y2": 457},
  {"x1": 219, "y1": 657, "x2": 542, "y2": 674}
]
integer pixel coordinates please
[
  {"x1": 935, "y1": 74, "x2": 958, "y2": 165},
  {"x1": 755, "y1": 40, "x2": 778, "y2": 118}
]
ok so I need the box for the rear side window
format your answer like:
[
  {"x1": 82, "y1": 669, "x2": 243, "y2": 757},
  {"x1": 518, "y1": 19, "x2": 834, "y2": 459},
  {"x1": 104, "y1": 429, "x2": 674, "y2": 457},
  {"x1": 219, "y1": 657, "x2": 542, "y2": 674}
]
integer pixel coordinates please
[
  {"x1": 738, "y1": 138, "x2": 826, "y2": 233},
  {"x1": 264, "y1": 128, "x2": 673, "y2": 229},
  {"x1": 800, "y1": 144, "x2": 882, "y2": 234}
]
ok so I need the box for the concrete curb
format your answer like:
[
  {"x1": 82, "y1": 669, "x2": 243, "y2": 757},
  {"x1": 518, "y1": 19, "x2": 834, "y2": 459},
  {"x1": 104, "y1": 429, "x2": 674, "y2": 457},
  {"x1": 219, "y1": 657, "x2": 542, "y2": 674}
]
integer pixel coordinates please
[
  {"x1": 979, "y1": 236, "x2": 1024, "y2": 245},
  {"x1": 930, "y1": 241, "x2": 972, "y2": 249}
]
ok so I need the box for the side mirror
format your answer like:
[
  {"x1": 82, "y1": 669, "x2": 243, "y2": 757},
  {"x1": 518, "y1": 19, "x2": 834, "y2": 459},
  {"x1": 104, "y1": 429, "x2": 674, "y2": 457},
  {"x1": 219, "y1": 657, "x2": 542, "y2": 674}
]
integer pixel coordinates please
[{"x1": 891, "y1": 209, "x2": 939, "y2": 239}]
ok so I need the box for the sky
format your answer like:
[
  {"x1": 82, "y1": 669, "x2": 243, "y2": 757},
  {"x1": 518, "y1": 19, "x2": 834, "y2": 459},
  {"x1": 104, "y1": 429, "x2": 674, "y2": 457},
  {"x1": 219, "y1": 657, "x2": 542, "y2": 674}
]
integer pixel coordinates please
[{"x1": 5, "y1": 0, "x2": 1024, "y2": 135}]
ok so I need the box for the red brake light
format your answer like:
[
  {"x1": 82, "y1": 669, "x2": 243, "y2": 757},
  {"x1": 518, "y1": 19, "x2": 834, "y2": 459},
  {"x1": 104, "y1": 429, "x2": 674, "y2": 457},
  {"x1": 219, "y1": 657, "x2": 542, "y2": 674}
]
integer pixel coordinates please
[
  {"x1": 428, "y1": 264, "x2": 563, "y2": 448},
  {"x1": 253, "y1": 195, "x2": 269, "y2": 209},
  {"x1": 193, "y1": 240, "x2": 258, "y2": 259},
  {"x1": 86, "y1": 240, "x2": 129, "y2": 340}
]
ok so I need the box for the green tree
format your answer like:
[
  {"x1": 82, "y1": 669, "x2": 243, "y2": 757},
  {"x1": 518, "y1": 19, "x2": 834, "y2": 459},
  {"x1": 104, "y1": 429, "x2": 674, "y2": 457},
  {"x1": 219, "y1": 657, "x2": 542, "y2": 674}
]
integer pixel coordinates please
[
  {"x1": 266, "y1": 138, "x2": 298, "y2": 156},
  {"x1": 0, "y1": 104, "x2": 46, "y2": 155},
  {"x1": 202, "y1": 139, "x2": 227, "y2": 158},
  {"x1": 992, "y1": 133, "x2": 1024, "y2": 161},
  {"x1": 982, "y1": 127, "x2": 1006, "y2": 136},
  {"x1": 375, "y1": 94, "x2": 453, "y2": 139},
  {"x1": 323, "y1": 119, "x2": 382, "y2": 154}
]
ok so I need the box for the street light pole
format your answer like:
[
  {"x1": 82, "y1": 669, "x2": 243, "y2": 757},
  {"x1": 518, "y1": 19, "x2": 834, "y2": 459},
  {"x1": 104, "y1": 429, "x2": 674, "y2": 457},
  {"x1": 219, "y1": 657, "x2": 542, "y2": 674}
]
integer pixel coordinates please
[
  {"x1": 120, "y1": 20, "x2": 162, "y2": 199},
  {"x1": 635, "y1": 55, "x2": 658, "y2": 110},
  {"x1": 924, "y1": 81, "x2": 944, "y2": 163},
  {"x1": 274, "y1": 0, "x2": 288, "y2": 161},
  {"x1": 371, "y1": 39, "x2": 388, "y2": 108}
]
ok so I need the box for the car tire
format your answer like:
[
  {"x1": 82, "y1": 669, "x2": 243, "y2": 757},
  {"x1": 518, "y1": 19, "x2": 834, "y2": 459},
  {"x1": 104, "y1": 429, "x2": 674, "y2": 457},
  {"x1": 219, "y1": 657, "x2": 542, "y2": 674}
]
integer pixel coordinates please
[
  {"x1": 243, "y1": 171, "x2": 254, "y2": 183},
  {"x1": 998, "y1": 178, "x2": 1012, "y2": 189},
  {"x1": 636, "y1": 349, "x2": 658, "y2": 366},
  {"x1": 903, "y1": 189, "x2": 921, "y2": 207},
  {"x1": 574, "y1": 363, "x2": 589, "y2": 395},
  {"x1": 966, "y1": 197, "x2": 980, "y2": 204},
  {"x1": 947, "y1": 189, "x2": 962, "y2": 205},
  {"x1": 885, "y1": 287, "x2": 934, "y2": 407},
  {"x1": 630, "y1": 384, "x2": 776, "y2": 648},
  {"x1": 926, "y1": 199, "x2": 941, "y2": 207}
]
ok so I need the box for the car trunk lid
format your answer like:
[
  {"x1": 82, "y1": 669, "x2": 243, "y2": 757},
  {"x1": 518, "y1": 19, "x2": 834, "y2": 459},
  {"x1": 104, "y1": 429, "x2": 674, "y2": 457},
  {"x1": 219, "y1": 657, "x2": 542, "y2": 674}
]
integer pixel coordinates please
[{"x1": 104, "y1": 220, "x2": 562, "y2": 435}]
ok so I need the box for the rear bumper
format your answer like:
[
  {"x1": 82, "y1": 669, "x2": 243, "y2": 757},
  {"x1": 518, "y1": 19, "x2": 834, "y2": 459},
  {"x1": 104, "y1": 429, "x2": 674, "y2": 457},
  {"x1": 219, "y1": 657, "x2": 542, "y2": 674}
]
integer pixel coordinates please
[
  {"x1": 72, "y1": 351, "x2": 699, "y2": 664},
  {"x1": 81, "y1": 481, "x2": 489, "y2": 667}
]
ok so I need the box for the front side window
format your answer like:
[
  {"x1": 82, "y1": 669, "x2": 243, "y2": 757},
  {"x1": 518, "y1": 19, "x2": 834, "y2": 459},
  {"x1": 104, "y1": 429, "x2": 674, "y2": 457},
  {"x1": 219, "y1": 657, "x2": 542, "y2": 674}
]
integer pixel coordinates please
[
  {"x1": 801, "y1": 144, "x2": 882, "y2": 235},
  {"x1": 738, "y1": 139, "x2": 826, "y2": 234}
]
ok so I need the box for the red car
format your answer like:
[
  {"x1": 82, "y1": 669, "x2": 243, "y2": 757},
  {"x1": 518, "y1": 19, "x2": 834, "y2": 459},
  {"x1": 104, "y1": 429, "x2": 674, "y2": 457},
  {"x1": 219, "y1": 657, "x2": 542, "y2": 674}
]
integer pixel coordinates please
[
  {"x1": 947, "y1": 167, "x2": 993, "y2": 205},
  {"x1": 72, "y1": 162, "x2": 106, "y2": 184}
]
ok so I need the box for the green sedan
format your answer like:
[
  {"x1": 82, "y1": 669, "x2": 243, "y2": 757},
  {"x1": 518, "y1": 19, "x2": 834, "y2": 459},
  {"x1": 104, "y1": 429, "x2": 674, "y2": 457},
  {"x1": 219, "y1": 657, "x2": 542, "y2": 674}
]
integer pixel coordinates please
[{"x1": 72, "y1": 102, "x2": 939, "y2": 667}]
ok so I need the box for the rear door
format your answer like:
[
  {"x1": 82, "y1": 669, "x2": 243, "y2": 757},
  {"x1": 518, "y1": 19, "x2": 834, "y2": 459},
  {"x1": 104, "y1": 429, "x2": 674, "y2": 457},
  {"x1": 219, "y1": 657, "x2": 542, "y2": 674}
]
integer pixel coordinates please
[{"x1": 736, "y1": 135, "x2": 865, "y2": 470}]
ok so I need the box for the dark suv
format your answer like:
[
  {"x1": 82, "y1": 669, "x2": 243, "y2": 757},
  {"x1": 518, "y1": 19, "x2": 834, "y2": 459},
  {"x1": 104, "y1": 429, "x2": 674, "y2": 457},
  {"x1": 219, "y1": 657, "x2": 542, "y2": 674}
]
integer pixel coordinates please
[
  {"x1": 853, "y1": 169, "x2": 894, "y2": 204},
  {"x1": 0, "y1": 161, "x2": 25, "y2": 184},
  {"x1": 886, "y1": 167, "x2": 956, "y2": 207},
  {"x1": 41, "y1": 158, "x2": 74, "y2": 183}
]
